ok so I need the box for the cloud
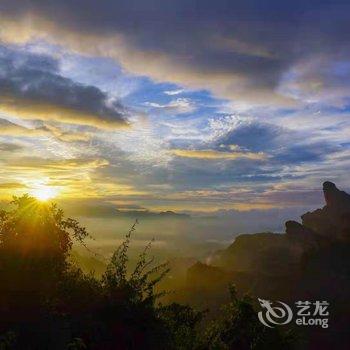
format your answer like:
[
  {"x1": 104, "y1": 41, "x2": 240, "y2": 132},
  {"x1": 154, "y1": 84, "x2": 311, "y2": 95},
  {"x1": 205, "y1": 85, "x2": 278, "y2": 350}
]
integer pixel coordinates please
[
  {"x1": 272, "y1": 142, "x2": 341, "y2": 165},
  {"x1": 37, "y1": 124, "x2": 91, "y2": 142},
  {"x1": 0, "y1": 142, "x2": 23, "y2": 152},
  {"x1": 164, "y1": 89, "x2": 184, "y2": 96},
  {"x1": 144, "y1": 98, "x2": 196, "y2": 114},
  {"x1": 212, "y1": 36, "x2": 274, "y2": 59},
  {"x1": 0, "y1": 46, "x2": 129, "y2": 129},
  {"x1": 277, "y1": 57, "x2": 350, "y2": 108},
  {"x1": 0, "y1": 118, "x2": 33, "y2": 136},
  {"x1": 0, "y1": 1, "x2": 349, "y2": 225},
  {"x1": 0, "y1": 182, "x2": 27, "y2": 189},
  {"x1": 213, "y1": 121, "x2": 289, "y2": 152},
  {"x1": 210, "y1": 117, "x2": 342, "y2": 167},
  {"x1": 0, "y1": 118, "x2": 90, "y2": 142},
  {"x1": 171, "y1": 149, "x2": 266, "y2": 160},
  {"x1": 1, "y1": 1, "x2": 349, "y2": 108},
  {"x1": 0, "y1": 153, "x2": 114, "y2": 201},
  {"x1": 3, "y1": 156, "x2": 109, "y2": 172},
  {"x1": 60, "y1": 197, "x2": 190, "y2": 219}
]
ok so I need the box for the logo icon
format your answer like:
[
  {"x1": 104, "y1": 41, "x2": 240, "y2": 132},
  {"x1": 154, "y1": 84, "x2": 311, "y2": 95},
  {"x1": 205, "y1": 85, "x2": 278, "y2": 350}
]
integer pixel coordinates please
[{"x1": 258, "y1": 298, "x2": 293, "y2": 328}]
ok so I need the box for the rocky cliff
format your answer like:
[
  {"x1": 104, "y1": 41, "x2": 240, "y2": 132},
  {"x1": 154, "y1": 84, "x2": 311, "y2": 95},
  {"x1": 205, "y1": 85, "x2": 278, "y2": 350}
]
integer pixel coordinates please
[
  {"x1": 184, "y1": 182, "x2": 350, "y2": 299},
  {"x1": 181, "y1": 182, "x2": 350, "y2": 349},
  {"x1": 210, "y1": 182, "x2": 349, "y2": 273},
  {"x1": 301, "y1": 181, "x2": 350, "y2": 240}
]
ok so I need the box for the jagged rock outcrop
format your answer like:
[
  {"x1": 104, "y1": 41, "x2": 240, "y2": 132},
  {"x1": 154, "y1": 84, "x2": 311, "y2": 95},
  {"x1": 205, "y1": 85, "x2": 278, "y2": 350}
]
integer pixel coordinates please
[
  {"x1": 285, "y1": 220, "x2": 314, "y2": 238},
  {"x1": 183, "y1": 182, "x2": 350, "y2": 349},
  {"x1": 323, "y1": 181, "x2": 350, "y2": 208},
  {"x1": 302, "y1": 181, "x2": 350, "y2": 240},
  {"x1": 186, "y1": 182, "x2": 350, "y2": 294}
]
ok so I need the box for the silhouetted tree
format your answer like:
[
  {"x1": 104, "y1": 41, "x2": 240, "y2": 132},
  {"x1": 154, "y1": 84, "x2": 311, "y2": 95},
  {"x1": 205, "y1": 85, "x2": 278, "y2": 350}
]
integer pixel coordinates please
[
  {"x1": 0, "y1": 194, "x2": 88, "y2": 283},
  {"x1": 201, "y1": 285, "x2": 295, "y2": 350},
  {"x1": 0, "y1": 195, "x2": 297, "y2": 349},
  {"x1": 0, "y1": 195, "x2": 89, "y2": 347}
]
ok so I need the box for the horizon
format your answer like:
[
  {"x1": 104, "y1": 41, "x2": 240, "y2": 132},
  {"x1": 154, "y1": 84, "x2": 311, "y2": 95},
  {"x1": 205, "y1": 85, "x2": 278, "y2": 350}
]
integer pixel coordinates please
[{"x1": 1, "y1": 1, "x2": 350, "y2": 248}]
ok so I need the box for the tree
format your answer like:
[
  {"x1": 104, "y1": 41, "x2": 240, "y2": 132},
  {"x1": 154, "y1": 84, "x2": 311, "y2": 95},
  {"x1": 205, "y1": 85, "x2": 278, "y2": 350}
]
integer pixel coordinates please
[
  {"x1": 201, "y1": 285, "x2": 295, "y2": 350},
  {"x1": 0, "y1": 195, "x2": 89, "y2": 311},
  {"x1": 0, "y1": 194, "x2": 88, "y2": 277},
  {"x1": 0, "y1": 195, "x2": 295, "y2": 349},
  {"x1": 0, "y1": 195, "x2": 89, "y2": 348}
]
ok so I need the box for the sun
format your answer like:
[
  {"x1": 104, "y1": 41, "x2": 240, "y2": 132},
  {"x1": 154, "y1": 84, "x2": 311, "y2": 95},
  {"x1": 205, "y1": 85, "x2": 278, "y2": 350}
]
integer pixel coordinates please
[{"x1": 31, "y1": 186, "x2": 59, "y2": 201}]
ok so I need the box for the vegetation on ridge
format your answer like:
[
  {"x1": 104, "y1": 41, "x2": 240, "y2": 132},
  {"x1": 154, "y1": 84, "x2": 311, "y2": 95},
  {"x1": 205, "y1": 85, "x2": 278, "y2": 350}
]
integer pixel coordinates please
[{"x1": 0, "y1": 194, "x2": 293, "y2": 349}]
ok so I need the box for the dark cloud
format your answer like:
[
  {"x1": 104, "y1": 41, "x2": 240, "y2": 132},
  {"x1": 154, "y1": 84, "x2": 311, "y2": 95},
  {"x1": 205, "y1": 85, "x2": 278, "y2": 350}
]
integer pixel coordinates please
[
  {"x1": 0, "y1": 142, "x2": 23, "y2": 152},
  {"x1": 1, "y1": 1, "x2": 350, "y2": 106},
  {"x1": 272, "y1": 142, "x2": 341, "y2": 165},
  {"x1": 0, "y1": 47, "x2": 129, "y2": 128},
  {"x1": 165, "y1": 157, "x2": 274, "y2": 190},
  {"x1": 214, "y1": 122, "x2": 289, "y2": 152},
  {"x1": 211, "y1": 119, "x2": 343, "y2": 170}
]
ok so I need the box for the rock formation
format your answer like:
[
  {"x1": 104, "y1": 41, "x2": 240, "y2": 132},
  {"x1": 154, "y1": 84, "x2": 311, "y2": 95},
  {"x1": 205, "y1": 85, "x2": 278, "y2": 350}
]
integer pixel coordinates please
[
  {"x1": 285, "y1": 220, "x2": 314, "y2": 238},
  {"x1": 302, "y1": 181, "x2": 350, "y2": 240},
  {"x1": 186, "y1": 181, "x2": 350, "y2": 295},
  {"x1": 182, "y1": 182, "x2": 350, "y2": 349}
]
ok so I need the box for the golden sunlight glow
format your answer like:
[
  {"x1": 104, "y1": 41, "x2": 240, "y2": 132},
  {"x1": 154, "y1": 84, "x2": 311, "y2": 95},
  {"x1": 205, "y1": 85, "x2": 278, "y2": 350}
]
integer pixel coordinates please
[{"x1": 30, "y1": 186, "x2": 59, "y2": 201}]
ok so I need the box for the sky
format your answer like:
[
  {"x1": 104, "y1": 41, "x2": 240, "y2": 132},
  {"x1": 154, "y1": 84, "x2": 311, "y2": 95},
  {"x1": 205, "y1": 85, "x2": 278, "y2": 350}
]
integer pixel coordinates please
[{"x1": 0, "y1": 1, "x2": 350, "y2": 248}]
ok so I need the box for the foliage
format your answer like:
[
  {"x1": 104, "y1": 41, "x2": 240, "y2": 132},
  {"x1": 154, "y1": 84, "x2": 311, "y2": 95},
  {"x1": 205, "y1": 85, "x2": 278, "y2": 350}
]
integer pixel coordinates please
[
  {"x1": 158, "y1": 303, "x2": 206, "y2": 350},
  {"x1": 0, "y1": 195, "x2": 174, "y2": 349},
  {"x1": 0, "y1": 195, "x2": 296, "y2": 349},
  {"x1": 0, "y1": 194, "x2": 88, "y2": 277},
  {"x1": 201, "y1": 285, "x2": 295, "y2": 350},
  {"x1": 102, "y1": 220, "x2": 170, "y2": 304},
  {"x1": 0, "y1": 332, "x2": 16, "y2": 350},
  {"x1": 66, "y1": 338, "x2": 87, "y2": 350}
]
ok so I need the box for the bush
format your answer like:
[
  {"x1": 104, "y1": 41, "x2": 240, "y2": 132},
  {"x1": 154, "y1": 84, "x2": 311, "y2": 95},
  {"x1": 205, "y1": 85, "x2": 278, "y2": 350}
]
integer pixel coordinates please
[{"x1": 201, "y1": 285, "x2": 295, "y2": 350}]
